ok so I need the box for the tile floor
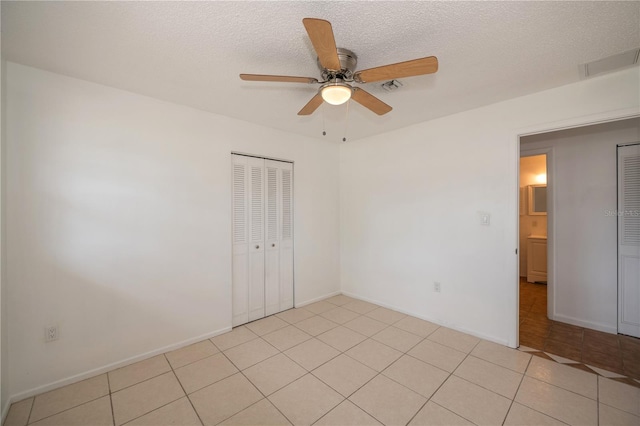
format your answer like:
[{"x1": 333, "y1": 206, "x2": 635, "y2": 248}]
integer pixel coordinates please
[
  {"x1": 520, "y1": 278, "x2": 640, "y2": 382},
  {"x1": 4, "y1": 294, "x2": 640, "y2": 426}
]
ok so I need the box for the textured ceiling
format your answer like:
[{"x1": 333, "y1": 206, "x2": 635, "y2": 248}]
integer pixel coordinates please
[{"x1": 2, "y1": 1, "x2": 639, "y2": 142}]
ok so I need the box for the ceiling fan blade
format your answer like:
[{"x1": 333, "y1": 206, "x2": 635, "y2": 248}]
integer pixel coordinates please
[
  {"x1": 354, "y1": 56, "x2": 438, "y2": 83},
  {"x1": 302, "y1": 18, "x2": 341, "y2": 70},
  {"x1": 240, "y1": 74, "x2": 318, "y2": 84},
  {"x1": 298, "y1": 93, "x2": 324, "y2": 116},
  {"x1": 351, "y1": 88, "x2": 392, "y2": 115}
]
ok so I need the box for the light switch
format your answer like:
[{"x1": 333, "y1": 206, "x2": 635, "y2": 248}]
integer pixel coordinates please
[{"x1": 478, "y1": 212, "x2": 491, "y2": 226}]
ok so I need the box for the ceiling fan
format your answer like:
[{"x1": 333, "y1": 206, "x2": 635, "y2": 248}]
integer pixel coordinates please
[{"x1": 239, "y1": 18, "x2": 438, "y2": 116}]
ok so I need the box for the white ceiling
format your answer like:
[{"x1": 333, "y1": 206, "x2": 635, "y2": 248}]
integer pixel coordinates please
[{"x1": 2, "y1": 1, "x2": 639, "y2": 142}]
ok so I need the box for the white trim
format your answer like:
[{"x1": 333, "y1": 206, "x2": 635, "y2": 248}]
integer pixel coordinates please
[
  {"x1": 553, "y1": 314, "x2": 617, "y2": 334},
  {"x1": 7, "y1": 326, "x2": 231, "y2": 404},
  {"x1": 511, "y1": 108, "x2": 640, "y2": 348},
  {"x1": 341, "y1": 291, "x2": 509, "y2": 346},
  {"x1": 295, "y1": 290, "x2": 341, "y2": 308}
]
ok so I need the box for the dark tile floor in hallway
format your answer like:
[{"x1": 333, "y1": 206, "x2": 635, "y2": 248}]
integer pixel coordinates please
[{"x1": 519, "y1": 277, "x2": 640, "y2": 384}]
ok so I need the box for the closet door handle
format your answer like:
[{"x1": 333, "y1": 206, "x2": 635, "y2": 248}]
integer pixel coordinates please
[
  {"x1": 255, "y1": 245, "x2": 260, "y2": 249},
  {"x1": 272, "y1": 243, "x2": 275, "y2": 247}
]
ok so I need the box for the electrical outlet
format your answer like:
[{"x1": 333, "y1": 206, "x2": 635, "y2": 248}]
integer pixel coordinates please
[
  {"x1": 45, "y1": 325, "x2": 59, "y2": 342},
  {"x1": 434, "y1": 282, "x2": 441, "y2": 293}
]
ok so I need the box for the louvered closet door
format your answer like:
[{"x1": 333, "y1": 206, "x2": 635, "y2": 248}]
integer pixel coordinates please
[
  {"x1": 618, "y1": 144, "x2": 640, "y2": 338},
  {"x1": 232, "y1": 155, "x2": 266, "y2": 326},
  {"x1": 264, "y1": 160, "x2": 294, "y2": 315}
]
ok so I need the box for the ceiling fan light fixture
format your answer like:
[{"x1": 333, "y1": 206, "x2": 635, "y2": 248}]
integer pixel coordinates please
[{"x1": 320, "y1": 82, "x2": 352, "y2": 105}]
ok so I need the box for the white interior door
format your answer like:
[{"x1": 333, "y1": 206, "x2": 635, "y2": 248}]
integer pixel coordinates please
[
  {"x1": 618, "y1": 144, "x2": 640, "y2": 338},
  {"x1": 232, "y1": 154, "x2": 265, "y2": 326},
  {"x1": 232, "y1": 154, "x2": 293, "y2": 326},
  {"x1": 264, "y1": 162, "x2": 281, "y2": 316}
]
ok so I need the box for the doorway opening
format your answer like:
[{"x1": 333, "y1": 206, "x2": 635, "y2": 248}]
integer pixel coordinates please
[{"x1": 517, "y1": 118, "x2": 640, "y2": 380}]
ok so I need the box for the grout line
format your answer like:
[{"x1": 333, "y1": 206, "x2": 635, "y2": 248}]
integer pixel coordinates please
[
  {"x1": 26, "y1": 397, "x2": 35, "y2": 426},
  {"x1": 162, "y1": 353, "x2": 204, "y2": 426},
  {"x1": 24, "y1": 394, "x2": 109, "y2": 425},
  {"x1": 502, "y1": 352, "x2": 532, "y2": 425},
  {"x1": 106, "y1": 373, "x2": 115, "y2": 426}
]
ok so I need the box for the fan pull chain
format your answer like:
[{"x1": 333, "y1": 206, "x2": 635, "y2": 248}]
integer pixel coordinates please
[
  {"x1": 322, "y1": 102, "x2": 326, "y2": 136},
  {"x1": 342, "y1": 99, "x2": 350, "y2": 142}
]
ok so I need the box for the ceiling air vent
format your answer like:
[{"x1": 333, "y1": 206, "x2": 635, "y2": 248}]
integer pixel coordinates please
[{"x1": 580, "y1": 48, "x2": 640, "y2": 79}]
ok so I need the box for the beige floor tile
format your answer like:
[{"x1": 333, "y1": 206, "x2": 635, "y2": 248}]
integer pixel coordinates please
[
  {"x1": 344, "y1": 316, "x2": 388, "y2": 337},
  {"x1": 224, "y1": 338, "x2": 279, "y2": 370},
  {"x1": 515, "y1": 377, "x2": 597, "y2": 426},
  {"x1": 276, "y1": 308, "x2": 315, "y2": 324},
  {"x1": 268, "y1": 374, "x2": 343, "y2": 425},
  {"x1": 30, "y1": 374, "x2": 109, "y2": 423},
  {"x1": 324, "y1": 295, "x2": 355, "y2": 306},
  {"x1": 262, "y1": 325, "x2": 312, "y2": 351},
  {"x1": 3, "y1": 398, "x2": 33, "y2": 426},
  {"x1": 372, "y1": 326, "x2": 423, "y2": 352},
  {"x1": 109, "y1": 355, "x2": 172, "y2": 392},
  {"x1": 349, "y1": 374, "x2": 426, "y2": 426},
  {"x1": 315, "y1": 400, "x2": 382, "y2": 426},
  {"x1": 112, "y1": 372, "x2": 185, "y2": 426},
  {"x1": 317, "y1": 326, "x2": 367, "y2": 352},
  {"x1": 294, "y1": 316, "x2": 338, "y2": 336},
  {"x1": 427, "y1": 327, "x2": 480, "y2": 353},
  {"x1": 220, "y1": 399, "x2": 291, "y2": 425},
  {"x1": 320, "y1": 307, "x2": 360, "y2": 325},
  {"x1": 408, "y1": 339, "x2": 467, "y2": 373},
  {"x1": 210, "y1": 326, "x2": 258, "y2": 351},
  {"x1": 503, "y1": 403, "x2": 565, "y2": 426},
  {"x1": 284, "y1": 338, "x2": 340, "y2": 371},
  {"x1": 126, "y1": 397, "x2": 201, "y2": 425},
  {"x1": 395, "y1": 317, "x2": 440, "y2": 338},
  {"x1": 599, "y1": 403, "x2": 640, "y2": 426},
  {"x1": 346, "y1": 339, "x2": 402, "y2": 372},
  {"x1": 365, "y1": 307, "x2": 407, "y2": 325},
  {"x1": 245, "y1": 316, "x2": 289, "y2": 336},
  {"x1": 342, "y1": 300, "x2": 379, "y2": 315},
  {"x1": 432, "y1": 376, "x2": 511, "y2": 425},
  {"x1": 312, "y1": 354, "x2": 377, "y2": 397},
  {"x1": 525, "y1": 356, "x2": 597, "y2": 399},
  {"x1": 174, "y1": 352, "x2": 238, "y2": 393},
  {"x1": 599, "y1": 376, "x2": 640, "y2": 416},
  {"x1": 454, "y1": 356, "x2": 523, "y2": 399},
  {"x1": 189, "y1": 373, "x2": 263, "y2": 426},
  {"x1": 244, "y1": 353, "x2": 307, "y2": 395},
  {"x1": 165, "y1": 340, "x2": 219, "y2": 369},
  {"x1": 408, "y1": 401, "x2": 474, "y2": 426},
  {"x1": 29, "y1": 396, "x2": 112, "y2": 426},
  {"x1": 303, "y1": 301, "x2": 336, "y2": 314},
  {"x1": 382, "y1": 355, "x2": 449, "y2": 399},
  {"x1": 472, "y1": 340, "x2": 531, "y2": 373}
]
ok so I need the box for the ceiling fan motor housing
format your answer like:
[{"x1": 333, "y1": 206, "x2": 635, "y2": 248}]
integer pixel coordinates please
[{"x1": 318, "y1": 48, "x2": 358, "y2": 81}]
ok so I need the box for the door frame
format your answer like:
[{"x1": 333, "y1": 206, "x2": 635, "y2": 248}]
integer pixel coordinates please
[{"x1": 510, "y1": 109, "x2": 640, "y2": 348}]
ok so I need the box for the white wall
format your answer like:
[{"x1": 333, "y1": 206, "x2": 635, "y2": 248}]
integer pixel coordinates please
[
  {"x1": 339, "y1": 67, "x2": 640, "y2": 346},
  {"x1": 4, "y1": 63, "x2": 340, "y2": 399},
  {"x1": 521, "y1": 119, "x2": 640, "y2": 332},
  {"x1": 519, "y1": 155, "x2": 547, "y2": 276}
]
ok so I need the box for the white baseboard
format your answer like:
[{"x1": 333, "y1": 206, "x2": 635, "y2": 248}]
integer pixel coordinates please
[
  {"x1": 1, "y1": 399, "x2": 10, "y2": 426},
  {"x1": 295, "y1": 290, "x2": 341, "y2": 308},
  {"x1": 6, "y1": 326, "x2": 231, "y2": 407},
  {"x1": 552, "y1": 313, "x2": 617, "y2": 334},
  {"x1": 341, "y1": 290, "x2": 510, "y2": 347}
]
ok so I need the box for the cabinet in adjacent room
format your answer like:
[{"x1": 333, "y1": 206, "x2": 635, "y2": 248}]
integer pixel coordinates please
[{"x1": 231, "y1": 154, "x2": 294, "y2": 326}]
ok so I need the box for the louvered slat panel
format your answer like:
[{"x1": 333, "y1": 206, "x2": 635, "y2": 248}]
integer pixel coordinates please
[
  {"x1": 251, "y1": 166, "x2": 263, "y2": 242},
  {"x1": 282, "y1": 169, "x2": 292, "y2": 239},
  {"x1": 233, "y1": 164, "x2": 246, "y2": 243},
  {"x1": 623, "y1": 155, "x2": 640, "y2": 245},
  {"x1": 267, "y1": 168, "x2": 278, "y2": 240}
]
